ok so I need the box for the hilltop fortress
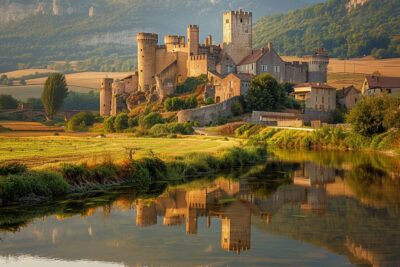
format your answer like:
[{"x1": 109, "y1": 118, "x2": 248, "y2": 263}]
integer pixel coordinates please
[{"x1": 100, "y1": 9, "x2": 329, "y2": 116}]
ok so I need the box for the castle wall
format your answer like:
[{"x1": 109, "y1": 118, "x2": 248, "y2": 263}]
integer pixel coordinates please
[
  {"x1": 155, "y1": 47, "x2": 177, "y2": 75},
  {"x1": 285, "y1": 62, "x2": 308, "y2": 84},
  {"x1": 156, "y1": 61, "x2": 177, "y2": 99},
  {"x1": 222, "y1": 10, "x2": 253, "y2": 65},
  {"x1": 177, "y1": 96, "x2": 240, "y2": 126},
  {"x1": 188, "y1": 55, "x2": 210, "y2": 77},
  {"x1": 100, "y1": 78, "x2": 113, "y2": 116},
  {"x1": 176, "y1": 51, "x2": 189, "y2": 83}
]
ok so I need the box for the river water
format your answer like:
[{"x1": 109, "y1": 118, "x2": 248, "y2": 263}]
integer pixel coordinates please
[{"x1": 0, "y1": 150, "x2": 399, "y2": 267}]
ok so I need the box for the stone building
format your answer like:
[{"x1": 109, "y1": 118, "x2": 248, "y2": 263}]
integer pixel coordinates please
[
  {"x1": 215, "y1": 73, "x2": 252, "y2": 103},
  {"x1": 100, "y1": 9, "x2": 329, "y2": 116},
  {"x1": 361, "y1": 75, "x2": 400, "y2": 97},
  {"x1": 337, "y1": 85, "x2": 361, "y2": 109},
  {"x1": 294, "y1": 83, "x2": 337, "y2": 112}
]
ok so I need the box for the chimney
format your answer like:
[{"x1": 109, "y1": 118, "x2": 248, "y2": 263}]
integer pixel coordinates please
[{"x1": 267, "y1": 42, "x2": 273, "y2": 51}]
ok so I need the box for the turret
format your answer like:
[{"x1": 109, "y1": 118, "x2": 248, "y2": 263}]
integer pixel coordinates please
[
  {"x1": 137, "y1": 32, "x2": 158, "y2": 92},
  {"x1": 187, "y1": 25, "x2": 199, "y2": 56},
  {"x1": 100, "y1": 78, "x2": 113, "y2": 116},
  {"x1": 308, "y1": 48, "x2": 329, "y2": 83},
  {"x1": 222, "y1": 10, "x2": 253, "y2": 64},
  {"x1": 164, "y1": 35, "x2": 185, "y2": 52}
]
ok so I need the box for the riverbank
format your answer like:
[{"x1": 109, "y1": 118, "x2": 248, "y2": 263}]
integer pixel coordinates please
[
  {"x1": 0, "y1": 146, "x2": 266, "y2": 207},
  {"x1": 234, "y1": 124, "x2": 400, "y2": 156}
]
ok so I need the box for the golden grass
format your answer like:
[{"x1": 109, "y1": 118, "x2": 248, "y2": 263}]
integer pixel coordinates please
[
  {"x1": 0, "y1": 69, "x2": 58, "y2": 79},
  {"x1": 0, "y1": 85, "x2": 95, "y2": 100},
  {"x1": 0, "y1": 121, "x2": 63, "y2": 132},
  {"x1": 27, "y1": 71, "x2": 132, "y2": 89},
  {"x1": 0, "y1": 134, "x2": 240, "y2": 168}
]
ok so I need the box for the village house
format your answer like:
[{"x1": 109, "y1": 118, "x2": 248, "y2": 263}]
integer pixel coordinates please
[
  {"x1": 361, "y1": 75, "x2": 400, "y2": 97},
  {"x1": 215, "y1": 73, "x2": 252, "y2": 103},
  {"x1": 294, "y1": 83, "x2": 337, "y2": 112},
  {"x1": 337, "y1": 85, "x2": 360, "y2": 109}
]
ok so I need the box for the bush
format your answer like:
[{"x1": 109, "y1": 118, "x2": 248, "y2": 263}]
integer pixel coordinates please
[
  {"x1": 231, "y1": 101, "x2": 244, "y2": 116},
  {"x1": 149, "y1": 122, "x2": 194, "y2": 136},
  {"x1": 204, "y1": 97, "x2": 215, "y2": 105},
  {"x1": 114, "y1": 113, "x2": 129, "y2": 132},
  {"x1": 0, "y1": 94, "x2": 19, "y2": 110},
  {"x1": 60, "y1": 164, "x2": 91, "y2": 185},
  {"x1": 139, "y1": 112, "x2": 164, "y2": 129},
  {"x1": 164, "y1": 96, "x2": 198, "y2": 111},
  {"x1": 175, "y1": 75, "x2": 208, "y2": 94},
  {"x1": 128, "y1": 116, "x2": 139, "y2": 128},
  {"x1": 0, "y1": 162, "x2": 27, "y2": 176},
  {"x1": 67, "y1": 111, "x2": 95, "y2": 131},
  {"x1": 91, "y1": 162, "x2": 119, "y2": 184},
  {"x1": 104, "y1": 116, "x2": 116, "y2": 133},
  {"x1": 0, "y1": 171, "x2": 69, "y2": 204}
]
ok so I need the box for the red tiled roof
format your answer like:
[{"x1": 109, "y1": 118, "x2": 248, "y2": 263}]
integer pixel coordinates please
[
  {"x1": 238, "y1": 49, "x2": 265, "y2": 65},
  {"x1": 366, "y1": 75, "x2": 400, "y2": 88},
  {"x1": 294, "y1": 83, "x2": 336, "y2": 90}
]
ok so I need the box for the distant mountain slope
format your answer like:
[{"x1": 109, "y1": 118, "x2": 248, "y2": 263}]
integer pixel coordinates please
[
  {"x1": 253, "y1": 0, "x2": 400, "y2": 59},
  {"x1": 0, "y1": 0, "x2": 323, "y2": 72}
]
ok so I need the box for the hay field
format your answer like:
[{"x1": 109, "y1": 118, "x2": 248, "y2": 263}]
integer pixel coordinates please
[
  {"x1": 0, "y1": 85, "x2": 95, "y2": 101},
  {"x1": 0, "y1": 69, "x2": 58, "y2": 79},
  {"x1": 0, "y1": 121, "x2": 63, "y2": 132},
  {"x1": 27, "y1": 71, "x2": 132, "y2": 89},
  {"x1": 0, "y1": 135, "x2": 240, "y2": 168}
]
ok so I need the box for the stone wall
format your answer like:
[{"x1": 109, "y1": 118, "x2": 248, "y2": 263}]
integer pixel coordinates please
[
  {"x1": 178, "y1": 97, "x2": 239, "y2": 126},
  {"x1": 251, "y1": 110, "x2": 333, "y2": 125}
]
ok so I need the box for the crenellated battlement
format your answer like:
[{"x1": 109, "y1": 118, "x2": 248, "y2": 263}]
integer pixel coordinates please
[
  {"x1": 225, "y1": 9, "x2": 252, "y2": 17},
  {"x1": 187, "y1": 24, "x2": 199, "y2": 30},
  {"x1": 137, "y1": 32, "x2": 158, "y2": 41},
  {"x1": 190, "y1": 54, "x2": 208, "y2": 61}
]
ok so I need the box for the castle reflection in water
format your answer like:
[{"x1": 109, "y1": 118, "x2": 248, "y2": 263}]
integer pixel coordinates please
[{"x1": 134, "y1": 162, "x2": 340, "y2": 254}]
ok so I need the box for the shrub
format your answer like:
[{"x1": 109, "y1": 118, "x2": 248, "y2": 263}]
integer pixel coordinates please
[
  {"x1": 128, "y1": 116, "x2": 139, "y2": 128},
  {"x1": 149, "y1": 122, "x2": 194, "y2": 136},
  {"x1": 67, "y1": 111, "x2": 95, "y2": 131},
  {"x1": 139, "y1": 112, "x2": 164, "y2": 129},
  {"x1": 164, "y1": 96, "x2": 198, "y2": 111},
  {"x1": 231, "y1": 101, "x2": 244, "y2": 116},
  {"x1": 0, "y1": 162, "x2": 27, "y2": 176},
  {"x1": 104, "y1": 116, "x2": 116, "y2": 133},
  {"x1": 204, "y1": 97, "x2": 215, "y2": 105},
  {"x1": 114, "y1": 113, "x2": 129, "y2": 132},
  {"x1": 91, "y1": 162, "x2": 119, "y2": 184},
  {"x1": 0, "y1": 94, "x2": 19, "y2": 110},
  {"x1": 0, "y1": 171, "x2": 69, "y2": 204},
  {"x1": 60, "y1": 164, "x2": 91, "y2": 185}
]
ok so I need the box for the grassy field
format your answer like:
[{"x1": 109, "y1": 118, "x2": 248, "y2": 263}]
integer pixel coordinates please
[{"x1": 0, "y1": 134, "x2": 240, "y2": 168}]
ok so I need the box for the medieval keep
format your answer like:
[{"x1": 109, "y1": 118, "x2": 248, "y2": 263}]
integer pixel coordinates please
[{"x1": 100, "y1": 9, "x2": 329, "y2": 116}]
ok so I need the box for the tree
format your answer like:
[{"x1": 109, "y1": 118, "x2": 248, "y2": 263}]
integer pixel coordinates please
[
  {"x1": 346, "y1": 95, "x2": 395, "y2": 136},
  {"x1": 104, "y1": 116, "x2": 116, "y2": 133},
  {"x1": 41, "y1": 73, "x2": 68, "y2": 120},
  {"x1": 245, "y1": 74, "x2": 286, "y2": 112},
  {"x1": 67, "y1": 111, "x2": 95, "y2": 131},
  {"x1": 0, "y1": 94, "x2": 18, "y2": 110},
  {"x1": 204, "y1": 97, "x2": 215, "y2": 105},
  {"x1": 20, "y1": 79, "x2": 26, "y2": 85},
  {"x1": 114, "y1": 113, "x2": 129, "y2": 132},
  {"x1": 139, "y1": 112, "x2": 164, "y2": 129},
  {"x1": 26, "y1": 98, "x2": 44, "y2": 110}
]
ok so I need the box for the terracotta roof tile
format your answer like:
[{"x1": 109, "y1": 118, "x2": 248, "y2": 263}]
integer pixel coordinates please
[{"x1": 366, "y1": 75, "x2": 400, "y2": 88}]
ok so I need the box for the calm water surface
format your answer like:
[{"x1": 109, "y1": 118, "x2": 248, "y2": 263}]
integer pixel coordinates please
[{"x1": 1, "y1": 150, "x2": 399, "y2": 267}]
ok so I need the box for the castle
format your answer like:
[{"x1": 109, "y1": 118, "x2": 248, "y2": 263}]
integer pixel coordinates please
[{"x1": 100, "y1": 9, "x2": 329, "y2": 117}]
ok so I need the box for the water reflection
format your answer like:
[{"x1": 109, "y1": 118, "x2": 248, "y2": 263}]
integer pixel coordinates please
[{"x1": 1, "y1": 150, "x2": 400, "y2": 266}]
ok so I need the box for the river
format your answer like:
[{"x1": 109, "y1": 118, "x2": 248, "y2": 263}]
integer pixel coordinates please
[{"x1": 0, "y1": 149, "x2": 399, "y2": 267}]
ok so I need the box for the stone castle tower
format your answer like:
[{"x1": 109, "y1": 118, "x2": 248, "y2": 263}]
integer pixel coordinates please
[
  {"x1": 222, "y1": 10, "x2": 253, "y2": 65},
  {"x1": 187, "y1": 25, "x2": 199, "y2": 56},
  {"x1": 137, "y1": 33, "x2": 158, "y2": 92},
  {"x1": 99, "y1": 78, "x2": 113, "y2": 116},
  {"x1": 307, "y1": 48, "x2": 329, "y2": 83}
]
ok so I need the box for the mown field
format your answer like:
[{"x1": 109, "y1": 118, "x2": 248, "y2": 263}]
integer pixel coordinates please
[{"x1": 0, "y1": 135, "x2": 240, "y2": 168}]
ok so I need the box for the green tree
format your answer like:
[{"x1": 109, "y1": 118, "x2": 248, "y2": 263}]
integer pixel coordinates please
[
  {"x1": 245, "y1": 74, "x2": 286, "y2": 112},
  {"x1": 0, "y1": 94, "x2": 18, "y2": 110},
  {"x1": 67, "y1": 111, "x2": 95, "y2": 131},
  {"x1": 114, "y1": 113, "x2": 129, "y2": 132},
  {"x1": 204, "y1": 97, "x2": 215, "y2": 105},
  {"x1": 41, "y1": 73, "x2": 68, "y2": 120},
  {"x1": 346, "y1": 95, "x2": 394, "y2": 136},
  {"x1": 26, "y1": 98, "x2": 44, "y2": 110},
  {"x1": 104, "y1": 116, "x2": 116, "y2": 133},
  {"x1": 139, "y1": 112, "x2": 164, "y2": 129}
]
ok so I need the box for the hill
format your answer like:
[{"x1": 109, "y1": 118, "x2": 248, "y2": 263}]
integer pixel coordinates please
[
  {"x1": 253, "y1": 0, "x2": 400, "y2": 59},
  {"x1": 0, "y1": 0, "x2": 323, "y2": 73}
]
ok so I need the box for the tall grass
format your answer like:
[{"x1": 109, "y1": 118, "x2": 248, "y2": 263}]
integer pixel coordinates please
[
  {"x1": 0, "y1": 146, "x2": 267, "y2": 206},
  {"x1": 236, "y1": 123, "x2": 400, "y2": 152}
]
